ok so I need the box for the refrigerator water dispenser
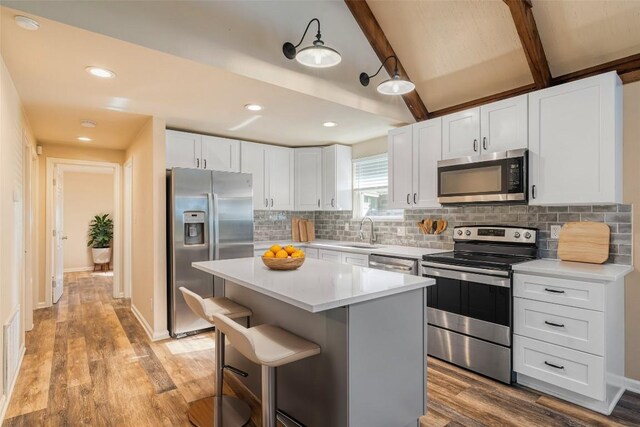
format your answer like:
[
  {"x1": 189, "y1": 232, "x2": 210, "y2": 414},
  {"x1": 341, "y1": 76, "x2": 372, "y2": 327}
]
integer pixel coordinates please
[{"x1": 183, "y1": 211, "x2": 205, "y2": 245}]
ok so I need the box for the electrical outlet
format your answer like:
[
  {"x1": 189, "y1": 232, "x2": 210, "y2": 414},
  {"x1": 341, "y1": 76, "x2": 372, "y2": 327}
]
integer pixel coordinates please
[
  {"x1": 550, "y1": 225, "x2": 562, "y2": 239},
  {"x1": 397, "y1": 226, "x2": 406, "y2": 237},
  {"x1": 344, "y1": 223, "x2": 349, "y2": 231}
]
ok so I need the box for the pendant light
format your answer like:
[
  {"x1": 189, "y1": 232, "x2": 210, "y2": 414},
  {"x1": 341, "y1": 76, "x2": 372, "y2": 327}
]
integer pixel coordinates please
[
  {"x1": 359, "y1": 55, "x2": 415, "y2": 95},
  {"x1": 283, "y1": 18, "x2": 341, "y2": 68}
]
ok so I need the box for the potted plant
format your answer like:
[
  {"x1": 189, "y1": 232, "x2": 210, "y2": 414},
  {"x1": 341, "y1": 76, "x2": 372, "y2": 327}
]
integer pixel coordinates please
[{"x1": 88, "y1": 213, "x2": 113, "y2": 265}]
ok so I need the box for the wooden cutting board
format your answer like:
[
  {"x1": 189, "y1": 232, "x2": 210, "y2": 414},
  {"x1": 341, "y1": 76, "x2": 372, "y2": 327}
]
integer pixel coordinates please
[
  {"x1": 292, "y1": 217, "x2": 301, "y2": 242},
  {"x1": 558, "y1": 222, "x2": 610, "y2": 264},
  {"x1": 298, "y1": 220, "x2": 308, "y2": 242},
  {"x1": 306, "y1": 220, "x2": 315, "y2": 242}
]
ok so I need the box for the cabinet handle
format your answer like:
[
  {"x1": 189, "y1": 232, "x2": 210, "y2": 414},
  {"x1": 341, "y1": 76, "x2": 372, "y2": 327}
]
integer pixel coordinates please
[
  {"x1": 197, "y1": 158, "x2": 200, "y2": 168},
  {"x1": 331, "y1": 198, "x2": 335, "y2": 207},
  {"x1": 531, "y1": 185, "x2": 536, "y2": 199},
  {"x1": 482, "y1": 137, "x2": 487, "y2": 150},
  {"x1": 544, "y1": 361, "x2": 565, "y2": 370},
  {"x1": 317, "y1": 199, "x2": 320, "y2": 208},
  {"x1": 270, "y1": 198, "x2": 274, "y2": 207},
  {"x1": 544, "y1": 320, "x2": 565, "y2": 328},
  {"x1": 265, "y1": 198, "x2": 268, "y2": 207},
  {"x1": 203, "y1": 159, "x2": 207, "y2": 169},
  {"x1": 413, "y1": 193, "x2": 417, "y2": 204},
  {"x1": 473, "y1": 139, "x2": 478, "y2": 152},
  {"x1": 544, "y1": 288, "x2": 565, "y2": 294},
  {"x1": 406, "y1": 194, "x2": 410, "y2": 205}
]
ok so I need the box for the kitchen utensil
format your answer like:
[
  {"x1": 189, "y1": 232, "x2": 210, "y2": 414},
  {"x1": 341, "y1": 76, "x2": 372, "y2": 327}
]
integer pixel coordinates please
[
  {"x1": 558, "y1": 221, "x2": 610, "y2": 264},
  {"x1": 306, "y1": 220, "x2": 315, "y2": 242},
  {"x1": 292, "y1": 217, "x2": 301, "y2": 242},
  {"x1": 299, "y1": 220, "x2": 309, "y2": 242}
]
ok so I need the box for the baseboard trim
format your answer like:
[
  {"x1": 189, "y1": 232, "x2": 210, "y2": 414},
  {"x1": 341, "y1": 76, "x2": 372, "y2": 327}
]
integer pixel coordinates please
[
  {"x1": 130, "y1": 304, "x2": 169, "y2": 342},
  {"x1": 36, "y1": 301, "x2": 48, "y2": 309},
  {"x1": 63, "y1": 267, "x2": 93, "y2": 273},
  {"x1": 0, "y1": 345, "x2": 26, "y2": 423},
  {"x1": 626, "y1": 376, "x2": 640, "y2": 394}
]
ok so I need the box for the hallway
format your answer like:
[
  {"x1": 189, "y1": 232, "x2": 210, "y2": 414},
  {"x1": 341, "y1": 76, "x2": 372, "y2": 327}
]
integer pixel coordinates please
[{"x1": 2, "y1": 272, "x2": 259, "y2": 427}]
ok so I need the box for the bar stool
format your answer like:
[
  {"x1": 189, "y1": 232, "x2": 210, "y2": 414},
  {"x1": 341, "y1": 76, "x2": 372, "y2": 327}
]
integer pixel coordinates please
[
  {"x1": 179, "y1": 287, "x2": 252, "y2": 427},
  {"x1": 211, "y1": 312, "x2": 321, "y2": 427}
]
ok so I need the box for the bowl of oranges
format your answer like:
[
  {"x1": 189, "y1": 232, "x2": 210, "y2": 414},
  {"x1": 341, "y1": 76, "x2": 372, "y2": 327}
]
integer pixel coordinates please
[{"x1": 261, "y1": 244, "x2": 305, "y2": 270}]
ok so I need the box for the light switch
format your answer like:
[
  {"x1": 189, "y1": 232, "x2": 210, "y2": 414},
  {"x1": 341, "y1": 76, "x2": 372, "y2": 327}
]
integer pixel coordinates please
[
  {"x1": 550, "y1": 225, "x2": 561, "y2": 239},
  {"x1": 397, "y1": 226, "x2": 406, "y2": 237}
]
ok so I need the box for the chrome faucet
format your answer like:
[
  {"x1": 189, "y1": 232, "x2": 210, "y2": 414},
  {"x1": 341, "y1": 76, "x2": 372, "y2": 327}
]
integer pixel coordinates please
[{"x1": 359, "y1": 216, "x2": 377, "y2": 245}]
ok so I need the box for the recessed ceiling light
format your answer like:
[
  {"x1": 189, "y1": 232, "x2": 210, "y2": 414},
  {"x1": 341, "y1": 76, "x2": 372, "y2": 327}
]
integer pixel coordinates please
[
  {"x1": 85, "y1": 66, "x2": 116, "y2": 79},
  {"x1": 323, "y1": 121, "x2": 338, "y2": 128},
  {"x1": 77, "y1": 136, "x2": 92, "y2": 142},
  {"x1": 244, "y1": 104, "x2": 263, "y2": 112},
  {"x1": 14, "y1": 16, "x2": 39, "y2": 31},
  {"x1": 80, "y1": 119, "x2": 96, "y2": 128}
]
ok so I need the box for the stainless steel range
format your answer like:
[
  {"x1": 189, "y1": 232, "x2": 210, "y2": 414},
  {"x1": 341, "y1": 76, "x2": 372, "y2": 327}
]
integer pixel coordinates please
[{"x1": 421, "y1": 225, "x2": 538, "y2": 383}]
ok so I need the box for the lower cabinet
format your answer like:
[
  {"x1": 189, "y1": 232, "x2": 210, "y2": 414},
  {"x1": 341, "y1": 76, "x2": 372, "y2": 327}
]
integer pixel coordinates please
[
  {"x1": 318, "y1": 249, "x2": 368, "y2": 266},
  {"x1": 319, "y1": 249, "x2": 342, "y2": 264},
  {"x1": 304, "y1": 247, "x2": 319, "y2": 259},
  {"x1": 513, "y1": 272, "x2": 624, "y2": 415}
]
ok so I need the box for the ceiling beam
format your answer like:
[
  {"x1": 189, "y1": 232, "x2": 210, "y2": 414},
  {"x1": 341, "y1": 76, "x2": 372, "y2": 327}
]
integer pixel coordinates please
[
  {"x1": 504, "y1": 0, "x2": 552, "y2": 89},
  {"x1": 344, "y1": 0, "x2": 429, "y2": 121},
  {"x1": 552, "y1": 53, "x2": 640, "y2": 85}
]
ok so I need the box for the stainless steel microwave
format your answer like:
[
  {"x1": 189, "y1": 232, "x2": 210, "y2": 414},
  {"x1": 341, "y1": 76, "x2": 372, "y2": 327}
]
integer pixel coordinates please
[{"x1": 437, "y1": 149, "x2": 527, "y2": 204}]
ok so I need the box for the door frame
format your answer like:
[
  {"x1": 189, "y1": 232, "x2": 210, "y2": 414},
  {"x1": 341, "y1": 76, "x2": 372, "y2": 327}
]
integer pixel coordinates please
[
  {"x1": 123, "y1": 159, "x2": 132, "y2": 298},
  {"x1": 45, "y1": 157, "x2": 122, "y2": 305},
  {"x1": 22, "y1": 136, "x2": 38, "y2": 330}
]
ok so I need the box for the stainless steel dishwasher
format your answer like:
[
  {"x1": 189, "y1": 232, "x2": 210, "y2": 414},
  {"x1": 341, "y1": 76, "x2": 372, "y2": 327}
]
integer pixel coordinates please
[{"x1": 368, "y1": 254, "x2": 418, "y2": 275}]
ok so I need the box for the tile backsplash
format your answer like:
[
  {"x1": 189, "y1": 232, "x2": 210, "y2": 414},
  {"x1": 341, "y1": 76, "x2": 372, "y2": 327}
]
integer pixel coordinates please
[{"x1": 255, "y1": 204, "x2": 633, "y2": 265}]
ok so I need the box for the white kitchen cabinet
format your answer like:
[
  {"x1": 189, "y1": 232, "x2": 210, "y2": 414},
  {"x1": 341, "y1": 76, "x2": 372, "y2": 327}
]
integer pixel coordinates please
[
  {"x1": 318, "y1": 248, "x2": 368, "y2": 266},
  {"x1": 442, "y1": 108, "x2": 480, "y2": 159},
  {"x1": 294, "y1": 148, "x2": 322, "y2": 210},
  {"x1": 241, "y1": 141, "x2": 294, "y2": 211},
  {"x1": 480, "y1": 94, "x2": 528, "y2": 154},
  {"x1": 304, "y1": 247, "x2": 319, "y2": 259},
  {"x1": 319, "y1": 249, "x2": 342, "y2": 263},
  {"x1": 513, "y1": 269, "x2": 624, "y2": 414},
  {"x1": 322, "y1": 145, "x2": 352, "y2": 211},
  {"x1": 200, "y1": 135, "x2": 240, "y2": 172},
  {"x1": 166, "y1": 130, "x2": 200, "y2": 169},
  {"x1": 528, "y1": 72, "x2": 622, "y2": 205},
  {"x1": 388, "y1": 118, "x2": 441, "y2": 209},
  {"x1": 166, "y1": 130, "x2": 240, "y2": 171}
]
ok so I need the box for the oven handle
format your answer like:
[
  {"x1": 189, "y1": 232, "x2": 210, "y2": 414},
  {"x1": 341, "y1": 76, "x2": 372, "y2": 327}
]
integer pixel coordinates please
[
  {"x1": 421, "y1": 261, "x2": 510, "y2": 277},
  {"x1": 422, "y1": 264, "x2": 511, "y2": 288}
]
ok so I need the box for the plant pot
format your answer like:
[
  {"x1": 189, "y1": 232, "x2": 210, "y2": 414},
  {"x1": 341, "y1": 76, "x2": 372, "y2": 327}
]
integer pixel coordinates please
[{"x1": 92, "y1": 248, "x2": 112, "y2": 264}]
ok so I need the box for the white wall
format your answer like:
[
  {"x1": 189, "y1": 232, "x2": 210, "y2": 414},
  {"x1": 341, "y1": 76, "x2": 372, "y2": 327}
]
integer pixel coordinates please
[
  {"x1": 62, "y1": 171, "x2": 115, "y2": 271},
  {"x1": 352, "y1": 135, "x2": 387, "y2": 159}
]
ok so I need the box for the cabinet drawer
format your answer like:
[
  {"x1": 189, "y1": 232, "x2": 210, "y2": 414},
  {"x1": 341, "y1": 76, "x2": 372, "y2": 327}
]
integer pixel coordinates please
[
  {"x1": 341, "y1": 252, "x2": 369, "y2": 267},
  {"x1": 514, "y1": 298, "x2": 604, "y2": 355},
  {"x1": 514, "y1": 335, "x2": 604, "y2": 400},
  {"x1": 304, "y1": 247, "x2": 319, "y2": 259},
  {"x1": 319, "y1": 249, "x2": 341, "y2": 263},
  {"x1": 514, "y1": 274, "x2": 604, "y2": 311}
]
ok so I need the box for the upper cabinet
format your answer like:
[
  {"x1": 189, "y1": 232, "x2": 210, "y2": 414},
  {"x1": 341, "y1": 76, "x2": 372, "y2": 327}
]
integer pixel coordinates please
[
  {"x1": 528, "y1": 72, "x2": 622, "y2": 205},
  {"x1": 388, "y1": 118, "x2": 442, "y2": 209},
  {"x1": 322, "y1": 145, "x2": 352, "y2": 211},
  {"x1": 442, "y1": 95, "x2": 528, "y2": 160},
  {"x1": 166, "y1": 130, "x2": 239, "y2": 172},
  {"x1": 294, "y1": 148, "x2": 322, "y2": 210},
  {"x1": 241, "y1": 141, "x2": 294, "y2": 211}
]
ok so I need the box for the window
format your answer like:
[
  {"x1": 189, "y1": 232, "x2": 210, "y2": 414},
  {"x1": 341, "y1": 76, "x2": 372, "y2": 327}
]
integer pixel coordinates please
[{"x1": 352, "y1": 154, "x2": 404, "y2": 220}]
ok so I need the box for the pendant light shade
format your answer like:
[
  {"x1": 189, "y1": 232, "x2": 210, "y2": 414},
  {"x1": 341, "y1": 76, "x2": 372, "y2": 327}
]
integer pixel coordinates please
[
  {"x1": 360, "y1": 56, "x2": 415, "y2": 96},
  {"x1": 283, "y1": 19, "x2": 341, "y2": 68}
]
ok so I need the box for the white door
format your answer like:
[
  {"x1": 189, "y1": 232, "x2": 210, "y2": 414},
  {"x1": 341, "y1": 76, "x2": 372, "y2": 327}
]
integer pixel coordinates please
[
  {"x1": 166, "y1": 130, "x2": 201, "y2": 169},
  {"x1": 413, "y1": 118, "x2": 442, "y2": 208},
  {"x1": 442, "y1": 107, "x2": 481, "y2": 159},
  {"x1": 52, "y1": 166, "x2": 64, "y2": 303},
  {"x1": 480, "y1": 94, "x2": 528, "y2": 154},
  {"x1": 267, "y1": 146, "x2": 294, "y2": 210},
  {"x1": 201, "y1": 135, "x2": 240, "y2": 172},
  {"x1": 528, "y1": 72, "x2": 620, "y2": 205},
  {"x1": 294, "y1": 148, "x2": 322, "y2": 210},
  {"x1": 388, "y1": 127, "x2": 413, "y2": 208},
  {"x1": 321, "y1": 146, "x2": 336, "y2": 210},
  {"x1": 240, "y1": 141, "x2": 267, "y2": 210}
]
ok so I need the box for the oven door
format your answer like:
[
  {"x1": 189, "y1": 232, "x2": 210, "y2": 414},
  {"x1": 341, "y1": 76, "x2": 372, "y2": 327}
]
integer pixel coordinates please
[
  {"x1": 437, "y1": 149, "x2": 527, "y2": 204},
  {"x1": 422, "y1": 264, "x2": 512, "y2": 347}
]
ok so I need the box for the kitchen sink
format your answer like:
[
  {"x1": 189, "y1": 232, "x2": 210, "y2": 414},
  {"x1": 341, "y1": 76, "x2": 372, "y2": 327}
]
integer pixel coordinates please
[{"x1": 339, "y1": 243, "x2": 387, "y2": 249}]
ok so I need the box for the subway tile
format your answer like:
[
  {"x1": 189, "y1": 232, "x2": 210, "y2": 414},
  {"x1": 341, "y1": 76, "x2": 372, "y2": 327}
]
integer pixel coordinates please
[
  {"x1": 580, "y1": 213, "x2": 605, "y2": 222},
  {"x1": 592, "y1": 205, "x2": 618, "y2": 212},
  {"x1": 547, "y1": 206, "x2": 569, "y2": 213},
  {"x1": 618, "y1": 223, "x2": 632, "y2": 233},
  {"x1": 617, "y1": 204, "x2": 632, "y2": 212},
  {"x1": 557, "y1": 213, "x2": 580, "y2": 222},
  {"x1": 604, "y1": 213, "x2": 632, "y2": 224},
  {"x1": 538, "y1": 213, "x2": 559, "y2": 222},
  {"x1": 568, "y1": 205, "x2": 592, "y2": 213}
]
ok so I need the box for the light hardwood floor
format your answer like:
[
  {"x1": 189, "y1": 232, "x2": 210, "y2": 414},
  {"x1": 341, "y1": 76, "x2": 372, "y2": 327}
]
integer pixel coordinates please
[{"x1": 3, "y1": 272, "x2": 639, "y2": 426}]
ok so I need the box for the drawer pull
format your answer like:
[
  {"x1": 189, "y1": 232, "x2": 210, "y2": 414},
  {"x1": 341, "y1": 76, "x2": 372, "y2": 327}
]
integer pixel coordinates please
[
  {"x1": 544, "y1": 288, "x2": 565, "y2": 294},
  {"x1": 544, "y1": 320, "x2": 565, "y2": 328},
  {"x1": 544, "y1": 361, "x2": 565, "y2": 370}
]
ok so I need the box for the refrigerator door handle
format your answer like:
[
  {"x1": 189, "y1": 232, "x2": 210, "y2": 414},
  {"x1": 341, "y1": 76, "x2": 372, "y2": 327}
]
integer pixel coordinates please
[
  {"x1": 211, "y1": 192, "x2": 220, "y2": 260},
  {"x1": 207, "y1": 192, "x2": 217, "y2": 260}
]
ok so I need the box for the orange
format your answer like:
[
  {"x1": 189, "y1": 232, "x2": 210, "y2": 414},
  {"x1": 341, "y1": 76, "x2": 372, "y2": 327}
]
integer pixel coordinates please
[
  {"x1": 275, "y1": 250, "x2": 289, "y2": 259},
  {"x1": 284, "y1": 245, "x2": 296, "y2": 255},
  {"x1": 270, "y1": 244, "x2": 282, "y2": 254},
  {"x1": 263, "y1": 250, "x2": 274, "y2": 258},
  {"x1": 291, "y1": 251, "x2": 304, "y2": 258}
]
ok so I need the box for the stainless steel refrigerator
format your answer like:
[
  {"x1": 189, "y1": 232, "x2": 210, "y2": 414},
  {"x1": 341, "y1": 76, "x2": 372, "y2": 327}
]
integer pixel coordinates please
[{"x1": 167, "y1": 168, "x2": 253, "y2": 337}]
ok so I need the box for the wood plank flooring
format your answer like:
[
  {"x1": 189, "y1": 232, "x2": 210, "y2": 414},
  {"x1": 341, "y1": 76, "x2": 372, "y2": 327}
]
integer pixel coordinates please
[{"x1": 3, "y1": 272, "x2": 639, "y2": 426}]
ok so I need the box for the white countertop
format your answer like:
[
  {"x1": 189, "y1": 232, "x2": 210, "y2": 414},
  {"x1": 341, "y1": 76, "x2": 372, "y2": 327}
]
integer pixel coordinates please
[
  {"x1": 513, "y1": 259, "x2": 633, "y2": 282},
  {"x1": 193, "y1": 257, "x2": 435, "y2": 313},
  {"x1": 254, "y1": 239, "x2": 449, "y2": 260}
]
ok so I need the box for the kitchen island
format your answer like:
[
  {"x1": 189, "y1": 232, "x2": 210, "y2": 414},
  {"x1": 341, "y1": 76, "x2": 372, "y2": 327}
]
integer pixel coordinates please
[{"x1": 193, "y1": 257, "x2": 435, "y2": 427}]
